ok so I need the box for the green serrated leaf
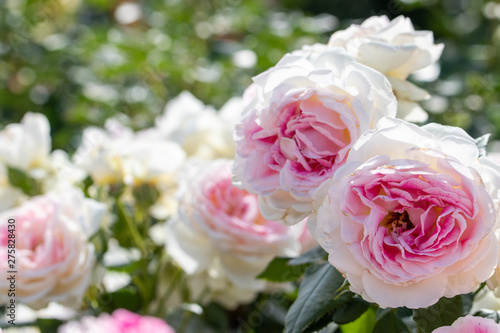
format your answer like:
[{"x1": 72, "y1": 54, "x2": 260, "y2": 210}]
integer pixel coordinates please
[
  {"x1": 340, "y1": 306, "x2": 376, "y2": 333},
  {"x1": 413, "y1": 295, "x2": 463, "y2": 333},
  {"x1": 373, "y1": 309, "x2": 411, "y2": 333},
  {"x1": 288, "y1": 246, "x2": 327, "y2": 266},
  {"x1": 473, "y1": 309, "x2": 500, "y2": 323},
  {"x1": 257, "y1": 257, "x2": 309, "y2": 282},
  {"x1": 7, "y1": 166, "x2": 41, "y2": 196},
  {"x1": 332, "y1": 297, "x2": 371, "y2": 325},
  {"x1": 285, "y1": 263, "x2": 352, "y2": 333}
]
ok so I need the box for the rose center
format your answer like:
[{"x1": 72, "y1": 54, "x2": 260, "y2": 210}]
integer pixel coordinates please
[{"x1": 380, "y1": 211, "x2": 413, "y2": 234}]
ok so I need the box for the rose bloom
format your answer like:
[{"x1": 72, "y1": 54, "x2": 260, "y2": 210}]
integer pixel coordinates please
[
  {"x1": 155, "y1": 91, "x2": 243, "y2": 160},
  {"x1": 0, "y1": 188, "x2": 105, "y2": 309},
  {"x1": 432, "y1": 315, "x2": 500, "y2": 333},
  {"x1": 328, "y1": 15, "x2": 444, "y2": 122},
  {"x1": 0, "y1": 113, "x2": 85, "y2": 194},
  {"x1": 233, "y1": 45, "x2": 397, "y2": 225},
  {"x1": 309, "y1": 118, "x2": 500, "y2": 309},
  {"x1": 166, "y1": 159, "x2": 308, "y2": 308},
  {"x1": 58, "y1": 309, "x2": 175, "y2": 333}
]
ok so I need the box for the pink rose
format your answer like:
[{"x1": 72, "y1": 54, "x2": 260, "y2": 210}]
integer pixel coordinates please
[
  {"x1": 58, "y1": 309, "x2": 175, "y2": 333},
  {"x1": 166, "y1": 159, "x2": 308, "y2": 308},
  {"x1": 0, "y1": 188, "x2": 105, "y2": 309},
  {"x1": 233, "y1": 45, "x2": 397, "y2": 225},
  {"x1": 432, "y1": 315, "x2": 500, "y2": 333},
  {"x1": 309, "y1": 118, "x2": 500, "y2": 309}
]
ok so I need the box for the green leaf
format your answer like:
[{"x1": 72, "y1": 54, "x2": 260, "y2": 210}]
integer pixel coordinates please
[
  {"x1": 473, "y1": 309, "x2": 500, "y2": 323},
  {"x1": 340, "y1": 306, "x2": 376, "y2": 333},
  {"x1": 413, "y1": 295, "x2": 463, "y2": 333},
  {"x1": 257, "y1": 257, "x2": 309, "y2": 282},
  {"x1": 332, "y1": 297, "x2": 371, "y2": 325},
  {"x1": 285, "y1": 263, "x2": 353, "y2": 333},
  {"x1": 7, "y1": 166, "x2": 41, "y2": 196},
  {"x1": 288, "y1": 246, "x2": 327, "y2": 266},
  {"x1": 373, "y1": 309, "x2": 411, "y2": 333}
]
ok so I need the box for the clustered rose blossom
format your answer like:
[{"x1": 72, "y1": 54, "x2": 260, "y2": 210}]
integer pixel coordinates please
[
  {"x1": 309, "y1": 118, "x2": 500, "y2": 308},
  {"x1": 328, "y1": 15, "x2": 444, "y2": 122},
  {"x1": 233, "y1": 45, "x2": 397, "y2": 225},
  {"x1": 0, "y1": 188, "x2": 105, "y2": 309},
  {"x1": 155, "y1": 91, "x2": 243, "y2": 160},
  {"x1": 0, "y1": 113, "x2": 85, "y2": 211},
  {"x1": 432, "y1": 315, "x2": 500, "y2": 333},
  {"x1": 166, "y1": 159, "x2": 310, "y2": 308},
  {"x1": 58, "y1": 309, "x2": 175, "y2": 333}
]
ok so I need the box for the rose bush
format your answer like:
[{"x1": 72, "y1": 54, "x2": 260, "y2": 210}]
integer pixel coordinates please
[
  {"x1": 432, "y1": 315, "x2": 500, "y2": 333},
  {"x1": 166, "y1": 159, "x2": 308, "y2": 308},
  {"x1": 328, "y1": 15, "x2": 444, "y2": 122},
  {"x1": 309, "y1": 117, "x2": 500, "y2": 308},
  {"x1": 0, "y1": 188, "x2": 105, "y2": 309},
  {"x1": 233, "y1": 45, "x2": 397, "y2": 225}
]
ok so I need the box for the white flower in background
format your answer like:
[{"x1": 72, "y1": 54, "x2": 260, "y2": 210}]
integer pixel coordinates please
[
  {"x1": 166, "y1": 159, "x2": 308, "y2": 308},
  {"x1": 328, "y1": 15, "x2": 444, "y2": 122},
  {"x1": 0, "y1": 188, "x2": 105, "y2": 309},
  {"x1": 74, "y1": 119, "x2": 186, "y2": 187},
  {"x1": 0, "y1": 112, "x2": 86, "y2": 195},
  {"x1": 155, "y1": 91, "x2": 243, "y2": 160},
  {"x1": 233, "y1": 45, "x2": 396, "y2": 225},
  {"x1": 0, "y1": 112, "x2": 51, "y2": 172}
]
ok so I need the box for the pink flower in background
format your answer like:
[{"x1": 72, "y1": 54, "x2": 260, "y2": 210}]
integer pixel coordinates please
[
  {"x1": 58, "y1": 309, "x2": 175, "y2": 333},
  {"x1": 432, "y1": 315, "x2": 500, "y2": 333},
  {"x1": 233, "y1": 45, "x2": 396, "y2": 225},
  {"x1": 167, "y1": 159, "x2": 308, "y2": 308},
  {"x1": 309, "y1": 118, "x2": 500, "y2": 309},
  {"x1": 0, "y1": 188, "x2": 105, "y2": 309}
]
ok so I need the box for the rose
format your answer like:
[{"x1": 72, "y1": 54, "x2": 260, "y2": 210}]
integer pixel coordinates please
[
  {"x1": 0, "y1": 188, "x2": 105, "y2": 309},
  {"x1": 233, "y1": 45, "x2": 397, "y2": 225},
  {"x1": 0, "y1": 112, "x2": 51, "y2": 172},
  {"x1": 0, "y1": 113, "x2": 85, "y2": 193},
  {"x1": 74, "y1": 119, "x2": 186, "y2": 187},
  {"x1": 166, "y1": 159, "x2": 308, "y2": 308},
  {"x1": 155, "y1": 91, "x2": 243, "y2": 160},
  {"x1": 58, "y1": 309, "x2": 175, "y2": 333},
  {"x1": 328, "y1": 15, "x2": 444, "y2": 122},
  {"x1": 432, "y1": 315, "x2": 500, "y2": 333},
  {"x1": 309, "y1": 118, "x2": 500, "y2": 309}
]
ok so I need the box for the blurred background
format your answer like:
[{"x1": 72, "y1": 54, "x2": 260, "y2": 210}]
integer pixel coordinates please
[{"x1": 1, "y1": 0, "x2": 499, "y2": 152}]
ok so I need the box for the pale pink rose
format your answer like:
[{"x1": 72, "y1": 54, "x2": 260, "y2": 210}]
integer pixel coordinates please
[
  {"x1": 309, "y1": 118, "x2": 500, "y2": 309},
  {"x1": 58, "y1": 309, "x2": 175, "y2": 333},
  {"x1": 328, "y1": 15, "x2": 444, "y2": 122},
  {"x1": 432, "y1": 315, "x2": 500, "y2": 333},
  {"x1": 167, "y1": 159, "x2": 307, "y2": 308},
  {"x1": 0, "y1": 188, "x2": 105, "y2": 309},
  {"x1": 233, "y1": 45, "x2": 397, "y2": 225}
]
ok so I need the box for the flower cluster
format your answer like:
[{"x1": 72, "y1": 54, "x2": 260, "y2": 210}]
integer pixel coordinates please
[{"x1": 3, "y1": 13, "x2": 500, "y2": 333}]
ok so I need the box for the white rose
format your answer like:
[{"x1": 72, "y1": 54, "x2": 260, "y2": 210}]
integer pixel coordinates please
[
  {"x1": 309, "y1": 118, "x2": 500, "y2": 309},
  {"x1": 233, "y1": 45, "x2": 396, "y2": 225},
  {"x1": 0, "y1": 188, "x2": 105, "y2": 309},
  {"x1": 155, "y1": 91, "x2": 243, "y2": 160},
  {"x1": 166, "y1": 159, "x2": 307, "y2": 308},
  {"x1": 328, "y1": 15, "x2": 444, "y2": 122},
  {"x1": 0, "y1": 112, "x2": 51, "y2": 172}
]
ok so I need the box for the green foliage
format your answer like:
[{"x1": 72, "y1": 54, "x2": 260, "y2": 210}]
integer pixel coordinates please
[
  {"x1": 285, "y1": 263, "x2": 354, "y2": 333},
  {"x1": 413, "y1": 295, "x2": 464, "y2": 333}
]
